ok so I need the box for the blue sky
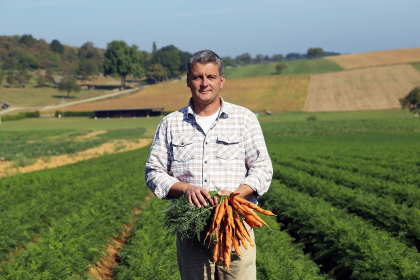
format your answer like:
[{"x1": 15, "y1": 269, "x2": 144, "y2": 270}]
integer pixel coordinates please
[{"x1": 0, "y1": 0, "x2": 419, "y2": 57}]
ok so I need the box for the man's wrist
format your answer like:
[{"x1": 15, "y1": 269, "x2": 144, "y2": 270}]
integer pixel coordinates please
[{"x1": 235, "y1": 184, "x2": 255, "y2": 198}]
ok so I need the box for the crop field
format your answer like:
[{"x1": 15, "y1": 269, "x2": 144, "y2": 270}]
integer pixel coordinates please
[
  {"x1": 325, "y1": 47, "x2": 420, "y2": 70},
  {"x1": 1, "y1": 112, "x2": 420, "y2": 279},
  {"x1": 224, "y1": 58, "x2": 342, "y2": 79},
  {"x1": 65, "y1": 74, "x2": 311, "y2": 113},
  {"x1": 305, "y1": 64, "x2": 420, "y2": 112}
]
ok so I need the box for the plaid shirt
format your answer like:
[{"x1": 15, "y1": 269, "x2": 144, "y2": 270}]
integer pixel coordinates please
[{"x1": 145, "y1": 97, "x2": 273, "y2": 204}]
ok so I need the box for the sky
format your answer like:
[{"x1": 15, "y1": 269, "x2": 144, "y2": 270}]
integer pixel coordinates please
[{"x1": 0, "y1": 0, "x2": 419, "y2": 58}]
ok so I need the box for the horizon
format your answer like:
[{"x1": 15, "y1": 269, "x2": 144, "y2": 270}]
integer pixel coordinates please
[{"x1": 1, "y1": 0, "x2": 419, "y2": 58}]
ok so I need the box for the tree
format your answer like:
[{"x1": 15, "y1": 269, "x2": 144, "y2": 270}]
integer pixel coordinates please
[
  {"x1": 150, "y1": 46, "x2": 181, "y2": 77},
  {"x1": 45, "y1": 71, "x2": 54, "y2": 86},
  {"x1": 235, "y1": 53, "x2": 252, "y2": 65},
  {"x1": 103, "y1": 40, "x2": 145, "y2": 88},
  {"x1": 275, "y1": 62, "x2": 287, "y2": 74},
  {"x1": 399, "y1": 86, "x2": 420, "y2": 114},
  {"x1": 272, "y1": 54, "x2": 284, "y2": 62},
  {"x1": 78, "y1": 42, "x2": 100, "y2": 60},
  {"x1": 58, "y1": 76, "x2": 81, "y2": 97},
  {"x1": 18, "y1": 34, "x2": 36, "y2": 47},
  {"x1": 6, "y1": 73, "x2": 14, "y2": 87},
  {"x1": 148, "y1": 63, "x2": 169, "y2": 82},
  {"x1": 37, "y1": 74, "x2": 45, "y2": 87},
  {"x1": 152, "y1": 41, "x2": 157, "y2": 54},
  {"x1": 16, "y1": 72, "x2": 27, "y2": 87},
  {"x1": 222, "y1": 56, "x2": 236, "y2": 67},
  {"x1": 0, "y1": 75, "x2": 3, "y2": 88},
  {"x1": 78, "y1": 59, "x2": 99, "y2": 80},
  {"x1": 254, "y1": 54, "x2": 264, "y2": 64},
  {"x1": 50, "y1": 39, "x2": 64, "y2": 53},
  {"x1": 307, "y1": 48, "x2": 325, "y2": 58}
]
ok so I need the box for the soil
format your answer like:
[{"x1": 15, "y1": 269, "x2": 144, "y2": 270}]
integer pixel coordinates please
[{"x1": 0, "y1": 138, "x2": 153, "y2": 178}]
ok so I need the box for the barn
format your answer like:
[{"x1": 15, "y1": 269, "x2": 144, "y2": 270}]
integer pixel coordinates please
[{"x1": 93, "y1": 108, "x2": 164, "y2": 118}]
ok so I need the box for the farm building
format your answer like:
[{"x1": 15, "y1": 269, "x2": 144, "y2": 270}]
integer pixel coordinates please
[{"x1": 94, "y1": 108, "x2": 164, "y2": 118}]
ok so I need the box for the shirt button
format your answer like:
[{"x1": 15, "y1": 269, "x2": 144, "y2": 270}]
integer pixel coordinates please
[
  {"x1": 205, "y1": 142, "x2": 208, "y2": 145},
  {"x1": 204, "y1": 179, "x2": 207, "y2": 182},
  {"x1": 204, "y1": 161, "x2": 207, "y2": 164}
]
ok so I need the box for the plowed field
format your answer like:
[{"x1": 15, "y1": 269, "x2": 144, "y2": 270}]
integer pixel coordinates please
[
  {"x1": 65, "y1": 75, "x2": 311, "y2": 113},
  {"x1": 326, "y1": 47, "x2": 420, "y2": 69},
  {"x1": 305, "y1": 64, "x2": 420, "y2": 112}
]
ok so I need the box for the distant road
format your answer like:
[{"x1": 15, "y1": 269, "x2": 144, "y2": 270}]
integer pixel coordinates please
[{"x1": 41, "y1": 87, "x2": 145, "y2": 111}]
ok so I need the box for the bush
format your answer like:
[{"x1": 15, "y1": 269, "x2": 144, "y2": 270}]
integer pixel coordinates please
[
  {"x1": 54, "y1": 110, "x2": 94, "y2": 117},
  {"x1": 1, "y1": 111, "x2": 39, "y2": 121}
]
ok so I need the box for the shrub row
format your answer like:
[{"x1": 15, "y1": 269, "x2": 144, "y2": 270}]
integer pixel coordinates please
[
  {"x1": 54, "y1": 110, "x2": 94, "y2": 117},
  {"x1": 0, "y1": 111, "x2": 39, "y2": 121}
]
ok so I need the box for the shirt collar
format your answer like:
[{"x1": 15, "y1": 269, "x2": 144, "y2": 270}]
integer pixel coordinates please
[{"x1": 186, "y1": 97, "x2": 230, "y2": 119}]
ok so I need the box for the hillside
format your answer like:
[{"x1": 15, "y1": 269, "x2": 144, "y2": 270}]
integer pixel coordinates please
[
  {"x1": 305, "y1": 64, "x2": 420, "y2": 112},
  {"x1": 64, "y1": 75, "x2": 310, "y2": 113},
  {"x1": 325, "y1": 47, "x2": 420, "y2": 69},
  {"x1": 224, "y1": 58, "x2": 342, "y2": 79}
]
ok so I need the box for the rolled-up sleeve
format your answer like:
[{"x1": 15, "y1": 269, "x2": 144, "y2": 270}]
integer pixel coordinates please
[
  {"x1": 241, "y1": 114, "x2": 273, "y2": 200},
  {"x1": 145, "y1": 117, "x2": 180, "y2": 199}
]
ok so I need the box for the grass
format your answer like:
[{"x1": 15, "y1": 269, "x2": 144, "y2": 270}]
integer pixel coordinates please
[
  {"x1": 224, "y1": 58, "x2": 342, "y2": 79},
  {"x1": 99, "y1": 127, "x2": 147, "y2": 139},
  {"x1": 412, "y1": 62, "x2": 420, "y2": 73},
  {"x1": 0, "y1": 116, "x2": 162, "y2": 138}
]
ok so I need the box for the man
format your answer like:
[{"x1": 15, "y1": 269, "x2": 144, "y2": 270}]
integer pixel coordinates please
[{"x1": 145, "y1": 50, "x2": 273, "y2": 280}]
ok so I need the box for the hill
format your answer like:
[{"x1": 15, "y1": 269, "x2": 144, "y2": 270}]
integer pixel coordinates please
[
  {"x1": 64, "y1": 75, "x2": 310, "y2": 113},
  {"x1": 305, "y1": 64, "x2": 420, "y2": 112},
  {"x1": 224, "y1": 58, "x2": 342, "y2": 79},
  {"x1": 325, "y1": 47, "x2": 420, "y2": 69}
]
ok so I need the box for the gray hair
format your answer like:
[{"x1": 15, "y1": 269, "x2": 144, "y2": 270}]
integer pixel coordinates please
[{"x1": 187, "y1": 50, "x2": 224, "y2": 77}]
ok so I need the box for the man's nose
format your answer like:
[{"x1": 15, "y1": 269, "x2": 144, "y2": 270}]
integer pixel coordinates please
[{"x1": 201, "y1": 76, "x2": 209, "y2": 87}]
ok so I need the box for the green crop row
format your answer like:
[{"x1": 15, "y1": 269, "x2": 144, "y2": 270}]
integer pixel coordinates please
[
  {"x1": 0, "y1": 148, "x2": 150, "y2": 260},
  {"x1": 260, "y1": 180, "x2": 420, "y2": 280},
  {"x1": 262, "y1": 118, "x2": 420, "y2": 137},
  {"x1": 0, "y1": 148, "x2": 152, "y2": 279},
  {"x1": 272, "y1": 161, "x2": 420, "y2": 249},
  {"x1": 298, "y1": 152, "x2": 420, "y2": 184},
  {"x1": 272, "y1": 155, "x2": 420, "y2": 208},
  {"x1": 113, "y1": 197, "x2": 329, "y2": 280}
]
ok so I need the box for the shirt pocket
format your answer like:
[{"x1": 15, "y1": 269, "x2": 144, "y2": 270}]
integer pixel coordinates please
[
  {"x1": 172, "y1": 134, "x2": 194, "y2": 162},
  {"x1": 217, "y1": 134, "x2": 241, "y2": 160}
]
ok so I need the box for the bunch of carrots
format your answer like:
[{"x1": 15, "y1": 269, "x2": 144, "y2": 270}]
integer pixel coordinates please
[{"x1": 204, "y1": 192, "x2": 276, "y2": 271}]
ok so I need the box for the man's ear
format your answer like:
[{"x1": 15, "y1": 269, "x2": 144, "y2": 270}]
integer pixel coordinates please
[
  {"x1": 220, "y1": 75, "x2": 225, "y2": 89},
  {"x1": 186, "y1": 75, "x2": 190, "y2": 87}
]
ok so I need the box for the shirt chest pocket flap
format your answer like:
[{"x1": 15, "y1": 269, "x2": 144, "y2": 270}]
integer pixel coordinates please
[
  {"x1": 172, "y1": 134, "x2": 194, "y2": 162},
  {"x1": 217, "y1": 134, "x2": 241, "y2": 160}
]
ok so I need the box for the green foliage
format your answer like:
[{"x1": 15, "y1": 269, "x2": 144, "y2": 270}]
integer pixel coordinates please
[
  {"x1": 260, "y1": 181, "x2": 420, "y2": 279},
  {"x1": 103, "y1": 40, "x2": 145, "y2": 88},
  {"x1": 58, "y1": 76, "x2": 81, "y2": 96},
  {"x1": 222, "y1": 56, "x2": 236, "y2": 67},
  {"x1": 54, "y1": 110, "x2": 94, "y2": 117},
  {"x1": 164, "y1": 192, "x2": 218, "y2": 241},
  {"x1": 78, "y1": 59, "x2": 99, "y2": 79},
  {"x1": 113, "y1": 198, "x2": 180, "y2": 280},
  {"x1": 36, "y1": 74, "x2": 45, "y2": 87},
  {"x1": 0, "y1": 138, "x2": 106, "y2": 161},
  {"x1": 18, "y1": 34, "x2": 36, "y2": 47},
  {"x1": 399, "y1": 86, "x2": 420, "y2": 114},
  {"x1": 98, "y1": 127, "x2": 146, "y2": 139},
  {"x1": 0, "y1": 111, "x2": 40, "y2": 121},
  {"x1": 6, "y1": 73, "x2": 14, "y2": 86},
  {"x1": 275, "y1": 62, "x2": 286, "y2": 74},
  {"x1": 307, "y1": 47, "x2": 325, "y2": 58},
  {"x1": 150, "y1": 46, "x2": 181, "y2": 77},
  {"x1": 0, "y1": 74, "x2": 3, "y2": 87},
  {"x1": 50, "y1": 39, "x2": 64, "y2": 53},
  {"x1": 0, "y1": 148, "x2": 151, "y2": 278}
]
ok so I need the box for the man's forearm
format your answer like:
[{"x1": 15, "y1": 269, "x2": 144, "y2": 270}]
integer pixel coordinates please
[{"x1": 235, "y1": 184, "x2": 255, "y2": 198}]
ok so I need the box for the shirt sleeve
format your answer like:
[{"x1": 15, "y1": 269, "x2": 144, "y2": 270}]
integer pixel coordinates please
[
  {"x1": 145, "y1": 117, "x2": 180, "y2": 199},
  {"x1": 240, "y1": 113, "x2": 273, "y2": 200}
]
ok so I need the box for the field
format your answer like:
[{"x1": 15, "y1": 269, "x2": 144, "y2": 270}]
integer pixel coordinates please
[
  {"x1": 305, "y1": 64, "x2": 420, "y2": 112},
  {"x1": 64, "y1": 75, "x2": 311, "y2": 113},
  {"x1": 224, "y1": 58, "x2": 342, "y2": 79},
  {"x1": 326, "y1": 47, "x2": 420, "y2": 69},
  {"x1": 1, "y1": 111, "x2": 420, "y2": 279}
]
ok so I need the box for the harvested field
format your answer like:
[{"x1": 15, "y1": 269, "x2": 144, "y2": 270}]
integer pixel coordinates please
[
  {"x1": 305, "y1": 64, "x2": 420, "y2": 112},
  {"x1": 326, "y1": 48, "x2": 420, "y2": 70},
  {"x1": 65, "y1": 75, "x2": 311, "y2": 113}
]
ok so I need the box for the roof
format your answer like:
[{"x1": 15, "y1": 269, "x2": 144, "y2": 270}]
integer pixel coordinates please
[{"x1": 93, "y1": 107, "x2": 164, "y2": 112}]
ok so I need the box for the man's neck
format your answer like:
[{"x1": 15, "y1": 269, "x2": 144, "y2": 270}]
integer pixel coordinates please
[{"x1": 193, "y1": 98, "x2": 221, "y2": 117}]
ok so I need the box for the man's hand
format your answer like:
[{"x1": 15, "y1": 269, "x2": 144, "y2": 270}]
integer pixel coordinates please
[
  {"x1": 185, "y1": 186, "x2": 215, "y2": 208},
  {"x1": 214, "y1": 190, "x2": 232, "y2": 205}
]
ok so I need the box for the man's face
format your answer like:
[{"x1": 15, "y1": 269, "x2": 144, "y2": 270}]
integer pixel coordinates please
[{"x1": 187, "y1": 62, "x2": 225, "y2": 107}]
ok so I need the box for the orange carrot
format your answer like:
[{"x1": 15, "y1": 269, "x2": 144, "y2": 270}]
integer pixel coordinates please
[
  {"x1": 239, "y1": 203, "x2": 270, "y2": 228},
  {"x1": 213, "y1": 241, "x2": 219, "y2": 263},
  {"x1": 233, "y1": 212, "x2": 252, "y2": 243},
  {"x1": 227, "y1": 205, "x2": 235, "y2": 230},
  {"x1": 224, "y1": 224, "x2": 232, "y2": 270},
  {"x1": 233, "y1": 196, "x2": 276, "y2": 216},
  {"x1": 232, "y1": 236, "x2": 242, "y2": 259}
]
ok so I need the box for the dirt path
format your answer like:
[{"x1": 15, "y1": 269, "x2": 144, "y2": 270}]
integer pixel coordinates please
[
  {"x1": 88, "y1": 194, "x2": 153, "y2": 280},
  {"x1": 76, "y1": 130, "x2": 107, "y2": 139},
  {"x1": 0, "y1": 138, "x2": 153, "y2": 178}
]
